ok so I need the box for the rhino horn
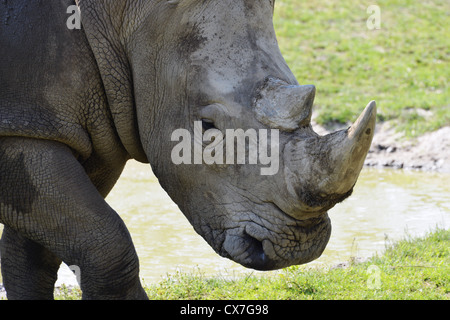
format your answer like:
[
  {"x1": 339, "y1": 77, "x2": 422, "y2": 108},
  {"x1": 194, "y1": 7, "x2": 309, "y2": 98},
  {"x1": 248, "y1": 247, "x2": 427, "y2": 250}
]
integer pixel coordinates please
[
  {"x1": 318, "y1": 100, "x2": 377, "y2": 195},
  {"x1": 254, "y1": 78, "x2": 315, "y2": 131},
  {"x1": 281, "y1": 101, "x2": 376, "y2": 218}
]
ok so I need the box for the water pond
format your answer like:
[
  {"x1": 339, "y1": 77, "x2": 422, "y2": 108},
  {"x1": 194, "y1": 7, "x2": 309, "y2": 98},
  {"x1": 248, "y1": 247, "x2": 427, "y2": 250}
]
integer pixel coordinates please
[{"x1": 1, "y1": 161, "x2": 449, "y2": 286}]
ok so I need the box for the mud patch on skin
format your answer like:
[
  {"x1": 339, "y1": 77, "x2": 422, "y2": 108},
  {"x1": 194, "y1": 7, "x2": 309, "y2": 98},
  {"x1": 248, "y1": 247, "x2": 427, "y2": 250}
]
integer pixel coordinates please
[
  {"x1": 177, "y1": 24, "x2": 208, "y2": 57},
  {"x1": 0, "y1": 147, "x2": 37, "y2": 215},
  {"x1": 296, "y1": 184, "x2": 354, "y2": 211}
]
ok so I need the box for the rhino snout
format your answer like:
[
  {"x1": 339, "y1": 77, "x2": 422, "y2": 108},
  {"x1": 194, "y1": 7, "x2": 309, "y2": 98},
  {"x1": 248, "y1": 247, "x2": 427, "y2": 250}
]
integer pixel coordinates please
[{"x1": 220, "y1": 207, "x2": 332, "y2": 271}]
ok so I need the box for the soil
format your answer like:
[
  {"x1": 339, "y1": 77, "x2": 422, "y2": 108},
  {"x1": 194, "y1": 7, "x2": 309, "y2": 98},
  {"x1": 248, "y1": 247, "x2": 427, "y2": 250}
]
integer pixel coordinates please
[{"x1": 313, "y1": 120, "x2": 450, "y2": 173}]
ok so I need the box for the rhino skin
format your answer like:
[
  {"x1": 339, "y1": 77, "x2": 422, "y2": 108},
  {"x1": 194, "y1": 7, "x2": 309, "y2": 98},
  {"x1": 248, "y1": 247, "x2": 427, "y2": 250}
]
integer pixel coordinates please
[{"x1": 0, "y1": 0, "x2": 376, "y2": 299}]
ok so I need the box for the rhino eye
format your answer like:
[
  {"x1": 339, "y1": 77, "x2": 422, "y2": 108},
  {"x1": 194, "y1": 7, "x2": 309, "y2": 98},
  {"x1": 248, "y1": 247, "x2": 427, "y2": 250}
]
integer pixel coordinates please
[{"x1": 201, "y1": 119, "x2": 216, "y2": 132}]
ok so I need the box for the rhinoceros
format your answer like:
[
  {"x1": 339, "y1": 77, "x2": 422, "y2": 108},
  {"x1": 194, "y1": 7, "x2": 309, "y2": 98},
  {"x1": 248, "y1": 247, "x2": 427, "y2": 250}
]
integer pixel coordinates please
[{"x1": 0, "y1": 0, "x2": 376, "y2": 299}]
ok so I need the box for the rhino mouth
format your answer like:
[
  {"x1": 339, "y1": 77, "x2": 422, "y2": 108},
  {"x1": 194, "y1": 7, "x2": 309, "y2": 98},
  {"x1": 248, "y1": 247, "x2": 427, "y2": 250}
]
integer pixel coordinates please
[{"x1": 218, "y1": 203, "x2": 332, "y2": 271}]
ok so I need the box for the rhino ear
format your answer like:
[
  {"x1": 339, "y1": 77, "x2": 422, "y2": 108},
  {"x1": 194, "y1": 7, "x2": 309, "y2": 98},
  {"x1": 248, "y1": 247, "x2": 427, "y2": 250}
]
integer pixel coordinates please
[{"x1": 76, "y1": 0, "x2": 148, "y2": 163}]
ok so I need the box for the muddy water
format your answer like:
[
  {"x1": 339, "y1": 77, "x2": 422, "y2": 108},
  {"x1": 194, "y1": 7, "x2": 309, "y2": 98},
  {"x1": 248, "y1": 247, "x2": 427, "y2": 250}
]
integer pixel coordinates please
[{"x1": 1, "y1": 161, "x2": 449, "y2": 286}]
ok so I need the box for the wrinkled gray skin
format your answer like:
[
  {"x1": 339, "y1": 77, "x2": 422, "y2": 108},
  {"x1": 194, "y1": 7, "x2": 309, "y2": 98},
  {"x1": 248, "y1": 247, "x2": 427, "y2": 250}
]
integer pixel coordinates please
[{"x1": 0, "y1": 0, "x2": 376, "y2": 299}]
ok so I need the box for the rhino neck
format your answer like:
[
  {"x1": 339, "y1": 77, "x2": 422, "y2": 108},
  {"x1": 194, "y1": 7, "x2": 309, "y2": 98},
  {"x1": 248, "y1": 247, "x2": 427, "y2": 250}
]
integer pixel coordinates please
[{"x1": 76, "y1": 0, "x2": 149, "y2": 163}]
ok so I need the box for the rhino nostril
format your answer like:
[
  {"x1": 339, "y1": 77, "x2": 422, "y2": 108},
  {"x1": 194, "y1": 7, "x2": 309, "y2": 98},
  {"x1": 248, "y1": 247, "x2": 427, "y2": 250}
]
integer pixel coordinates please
[
  {"x1": 243, "y1": 231, "x2": 264, "y2": 256},
  {"x1": 201, "y1": 119, "x2": 216, "y2": 132},
  {"x1": 242, "y1": 231, "x2": 274, "y2": 270}
]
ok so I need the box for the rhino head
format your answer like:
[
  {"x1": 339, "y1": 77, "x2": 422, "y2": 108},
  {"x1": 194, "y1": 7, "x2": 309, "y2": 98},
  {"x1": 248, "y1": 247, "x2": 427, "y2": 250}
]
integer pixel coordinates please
[{"x1": 81, "y1": 0, "x2": 376, "y2": 270}]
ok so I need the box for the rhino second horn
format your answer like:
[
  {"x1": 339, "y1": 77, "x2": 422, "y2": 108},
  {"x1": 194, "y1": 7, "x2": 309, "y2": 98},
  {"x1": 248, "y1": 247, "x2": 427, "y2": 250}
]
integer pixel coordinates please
[
  {"x1": 318, "y1": 100, "x2": 377, "y2": 195},
  {"x1": 254, "y1": 78, "x2": 315, "y2": 131}
]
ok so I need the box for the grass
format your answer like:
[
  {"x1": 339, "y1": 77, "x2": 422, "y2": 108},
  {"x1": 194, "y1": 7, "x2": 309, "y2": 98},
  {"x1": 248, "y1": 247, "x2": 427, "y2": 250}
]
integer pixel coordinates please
[
  {"x1": 144, "y1": 227, "x2": 449, "y2": 300},
  {"x1": 55, "y1": 227, "x2": 450, "y2": 300},
  {"x1": 273, "y1": 0, "x2": 449, "y2": 137}
]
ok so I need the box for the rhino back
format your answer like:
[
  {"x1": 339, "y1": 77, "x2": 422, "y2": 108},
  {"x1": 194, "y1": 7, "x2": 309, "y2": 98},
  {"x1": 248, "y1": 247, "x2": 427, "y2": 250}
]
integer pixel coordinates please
[{"x1": 0, "y1": 0, "x2": 121, "y2": 163}]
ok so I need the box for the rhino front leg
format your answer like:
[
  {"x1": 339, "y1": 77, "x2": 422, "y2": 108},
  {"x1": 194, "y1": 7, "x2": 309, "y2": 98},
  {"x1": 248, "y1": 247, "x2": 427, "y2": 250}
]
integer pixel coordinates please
[
  {"x1": 0, "y1": 227, "x2": 62, "y2": 300},
  {"x1": 0, "y1": 137, "x2": 147, "y2": 300}
]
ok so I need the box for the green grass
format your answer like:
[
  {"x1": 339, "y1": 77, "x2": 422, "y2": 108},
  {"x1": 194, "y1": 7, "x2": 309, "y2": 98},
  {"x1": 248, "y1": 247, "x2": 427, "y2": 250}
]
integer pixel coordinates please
[
  {"x1": 273, "y1": 0, "x2": 449, "y2": 137},
  {"x1": 54, "y1": 227, "x2": 450, "y2": 300},
  {"x1": 143, "y1": 227, "x2": 449, "y2": 300}
]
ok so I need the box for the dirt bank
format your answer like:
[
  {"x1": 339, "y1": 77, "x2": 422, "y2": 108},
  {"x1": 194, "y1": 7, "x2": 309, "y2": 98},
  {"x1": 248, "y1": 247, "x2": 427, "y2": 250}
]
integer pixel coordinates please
[
  {"x1": 365, "y1": 123, "x2": 450, "y2": 172},
  {"x1": 313, "y1": 120, "x2": 450, "y2": 173}
]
